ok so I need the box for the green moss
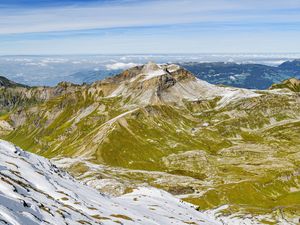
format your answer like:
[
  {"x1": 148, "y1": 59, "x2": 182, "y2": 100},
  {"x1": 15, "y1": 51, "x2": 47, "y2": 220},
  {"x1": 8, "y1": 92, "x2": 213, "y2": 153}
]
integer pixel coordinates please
[
  {"x1": 241, "y1": 131, "x2": 264, "y2": 143},
  {"x1": 185, "y1": 173, "x2": 300, "y2": 217}
]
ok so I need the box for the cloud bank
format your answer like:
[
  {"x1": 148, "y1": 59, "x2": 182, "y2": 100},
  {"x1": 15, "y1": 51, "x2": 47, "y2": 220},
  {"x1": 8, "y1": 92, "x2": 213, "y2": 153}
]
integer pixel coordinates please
[{"x1": 106, "y1": 62, "x2": 139, "y2": 70}]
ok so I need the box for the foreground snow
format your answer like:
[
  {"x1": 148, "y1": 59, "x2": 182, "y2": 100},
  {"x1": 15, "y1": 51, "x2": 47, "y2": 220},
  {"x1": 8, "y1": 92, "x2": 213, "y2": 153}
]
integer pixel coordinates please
[{"x1": 0, "y1": 140, "x2": 222, "y2": 225}]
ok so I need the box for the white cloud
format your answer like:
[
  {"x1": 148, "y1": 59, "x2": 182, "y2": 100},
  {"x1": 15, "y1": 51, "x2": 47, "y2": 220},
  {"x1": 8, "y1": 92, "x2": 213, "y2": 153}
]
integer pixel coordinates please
[
  {"x1": 0, "y1": 0, "x2": 300, "y2": 35},
  {"x1": 24, "y1": 62, "x2": 48, "y2": 67},
  {"x1": 106, "y1": 62, "x2": 138, "y2": 70}
]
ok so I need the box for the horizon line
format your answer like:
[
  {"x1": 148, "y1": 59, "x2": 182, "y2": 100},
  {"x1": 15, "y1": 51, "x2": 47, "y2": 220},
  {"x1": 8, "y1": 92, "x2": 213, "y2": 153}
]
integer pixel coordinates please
[{"x1": 1, "y1": 52, "x2": 300, "y2": 57}]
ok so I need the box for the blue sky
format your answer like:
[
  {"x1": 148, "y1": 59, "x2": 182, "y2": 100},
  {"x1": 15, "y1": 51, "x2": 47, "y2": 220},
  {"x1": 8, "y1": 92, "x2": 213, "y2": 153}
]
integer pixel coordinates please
[{"x1": 0, "y1": 0, "x2": 300, "y2": 55}]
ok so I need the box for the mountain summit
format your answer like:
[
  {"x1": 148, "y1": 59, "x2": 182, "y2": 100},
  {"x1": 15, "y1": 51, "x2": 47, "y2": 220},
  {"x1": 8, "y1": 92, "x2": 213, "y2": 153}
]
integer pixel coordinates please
[
  {"x1": 103, "y1": 61, "x2": 190, "y2": 84},
  {"x1": 93, "y1": 62, "x2": 258, "y2": 106}
]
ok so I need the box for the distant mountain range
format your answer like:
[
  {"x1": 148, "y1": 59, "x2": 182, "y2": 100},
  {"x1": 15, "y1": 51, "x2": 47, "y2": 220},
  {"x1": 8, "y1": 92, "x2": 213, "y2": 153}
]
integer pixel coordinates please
[
  {"x1": 62, "y1": 60, "x2": 300, "y2": 90},
  {"x1": 180, "y1": 59, "x2": 300, "y2": 89},
  {"x1": 1, "y1": 58, "x2": 300, "y2": 89}
]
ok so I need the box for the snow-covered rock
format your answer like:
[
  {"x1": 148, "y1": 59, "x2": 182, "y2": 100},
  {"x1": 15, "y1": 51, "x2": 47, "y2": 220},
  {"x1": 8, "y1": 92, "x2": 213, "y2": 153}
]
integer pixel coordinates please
[{"x1": 0, "y1": 139, "x2": 221, "y2": 225}]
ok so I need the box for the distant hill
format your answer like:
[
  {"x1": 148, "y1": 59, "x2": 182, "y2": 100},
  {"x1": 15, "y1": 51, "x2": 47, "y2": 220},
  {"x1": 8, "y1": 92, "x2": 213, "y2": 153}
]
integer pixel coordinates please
[
  {"x1": 0, "y1": 75, "x2": 27, "y2": 88},
  {"x1": 278, "y1": 59, "x2": 300, "y2": 70},
  {"x1": 68, "y1": 69, "x2": 121, "y2": 84}
]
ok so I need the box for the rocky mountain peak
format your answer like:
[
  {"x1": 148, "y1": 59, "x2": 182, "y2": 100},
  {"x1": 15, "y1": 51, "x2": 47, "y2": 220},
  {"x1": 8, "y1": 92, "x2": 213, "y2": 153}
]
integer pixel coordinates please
[
  {"x1": 102, "y1": 62, "x2": 190, "y2": 86},
  {"x1": 141, "y1": 61, "x2": 162, "y2": 73},
  {"x1": 270, "y1": 77, "x2": 300, "y2": 92},
  {"x1": 141, "y1": 62, "x2": 185, "y2": 77},
  {"x1": 101, "y1": 62, "x2": 259, "y2": 106}
]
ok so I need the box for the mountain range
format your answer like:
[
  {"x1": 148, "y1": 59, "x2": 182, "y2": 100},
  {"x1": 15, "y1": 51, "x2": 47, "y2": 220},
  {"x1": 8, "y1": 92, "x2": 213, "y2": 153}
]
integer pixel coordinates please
[
  {"x1": 180, "y1": 60, "x2": 300, "y2": 89},
  {"x1": 0, "y1": 62, "x2": 300, "y2": 224},
  {"x1": 59, "y1": 60, "x2": 300, "y2": 90}
]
